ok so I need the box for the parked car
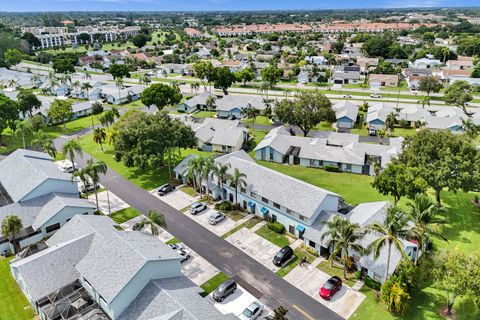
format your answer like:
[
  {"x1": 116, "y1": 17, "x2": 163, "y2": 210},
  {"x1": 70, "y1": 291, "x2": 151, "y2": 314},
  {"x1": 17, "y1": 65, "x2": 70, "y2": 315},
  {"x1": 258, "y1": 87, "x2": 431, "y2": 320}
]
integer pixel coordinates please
[
  {"x1": 157, "y1": 183, "x2": 175, "y2": 196},
  {"x1": 80, "y1": 182, "x2": 100, "y2": 194},
  {"x1": 239, "y1": 301, "x2": 263, "y2": 320},
  {"x1": 273, "y1": 246, "x2": 294, "y2": 266},
  {"x1": 132, "y1": 223, "x2": 142, "y2": 231},
  {"x1": 190, "y1": 202, "x2": 207, "y2": 215},
  {"x1": 212, "y1": 279, "x2": 237, "y2": 302},
  {"x1": 343, "y1": 94, "x2": 352, "y2": 98},
  {"x1": 319, "y1": 276, "x2": 342, "y2": 300},
  {"x1": 370, "y1": 93, "x2": 382, "y2": 98},
  {"x1": 209, "y1": 212, "x2": 226, "y2": 225},
  {"x1": 368, "y1": 127, "x2": 377, "y2": 136},
  {"x1": 176, "y1": 248, "x2": 190, "y2": 262},
  {"x1": 168, "y1": 242, "x2": 185, "y2": 251}
]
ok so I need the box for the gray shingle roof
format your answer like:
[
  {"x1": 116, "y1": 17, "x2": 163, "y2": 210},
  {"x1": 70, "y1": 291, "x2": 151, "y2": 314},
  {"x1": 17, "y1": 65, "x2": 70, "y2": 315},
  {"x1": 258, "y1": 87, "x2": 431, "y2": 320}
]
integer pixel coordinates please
[
  {"x1": 215, "y1": 95, "x2": 266, "y2": 112},
  {"x1": 190, "y1": 118, "x2": 247, "y2": 147},
  {"x1": 216, "y1": 151, "x2": 339, "y2": 218},
  {"x1": 117, "y1": 277, "x2": 237, "y2": 320},
  {"x1": 0, "y1": 149, "x2": 76, "y2": 202}
]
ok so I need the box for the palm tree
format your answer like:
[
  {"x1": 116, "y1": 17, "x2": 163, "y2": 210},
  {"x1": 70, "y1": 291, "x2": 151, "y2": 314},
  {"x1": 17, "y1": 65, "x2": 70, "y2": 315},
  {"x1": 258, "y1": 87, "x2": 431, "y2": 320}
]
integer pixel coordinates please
[
  {"x1": 202, "y1": 157, "x2": 215, "y2": 198},
  {"x1": 8, "y1": 79, "x2": 17, "y2": 89},
  {"x1": 407, "y1": 194, "x2": 447, "y2": 265},
  {"x1": 213, "y1": 162, "x2": 231, "y2": 200},
  {"x1": 187, "y1": 157, "x2": 202, "y2": 194},
  {"x1": 81, "y1": 82, "x2": 93, "y2": 98},
  {"x1": 205, "y1": 95, "x2": 216, "y2": 111},
  {"x1": 84, "y1": 159, "x2": 108, "y2": 210},
  {"x1": 385, "y1": 113, "x2": 396, "y2": 133},
  {"x1": 62, "y1": 140, "x2": 83, "y2": 171},
  {"x1": 242, "y1": 107, "x2": 260, "y2": 125},
  {"x1": 93, "y1": 128, "x2": 107, "y2": 151},
  {"x1": 263, "y1": 102, "x2": 273, "y2": 125},
  {"x1": 72, "y1": 80, "x2": 81, "y2": 97},
  {"x1": 229, "y1": 168, "x2": 247, "y2": 207},
  {"x1": 136, "y1": 210, "x2": 167, "y2": 236},
  {"x1": 440, "y1": 47, "x2": 450, "y2": 63},
  {"x1": 190, "y1": 82, "x2": 200, "y2": 94},
  {"x1": 368, "y1": 206, "x2": 411, "y2": 282},
  {"x1": 73, "y1": 167, "x2": 90, "y2": 199},
  {"x1": 99, "y1": 107, "x2": 120, "y2": 128},
  {"x1": 321, "y1": 216, "x2": 367, "y2": 279},
  {"x1": 13, "y1": 119, "x2": 32, "y2": 149},
  {"x1": 115, "y1": 77, "x2": 124, "y2": 101},
  {"x1": 1, "y1": 215, "x2": 23, "y2": 254},
  {"x1": 139, "y1": 74, "x2": 151, "y2": 88},
  {"x1": 321, "y1": 216, "x2": 343, "y2": 267},
  {"x1": 31, "y1": 130, "x2": 57, "y2": 158}
]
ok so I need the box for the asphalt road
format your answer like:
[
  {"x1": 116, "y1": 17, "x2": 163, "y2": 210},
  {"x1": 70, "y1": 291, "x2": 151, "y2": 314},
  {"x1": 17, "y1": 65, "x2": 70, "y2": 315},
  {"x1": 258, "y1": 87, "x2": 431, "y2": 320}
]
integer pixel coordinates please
[{"x1": 54, "y1": 134, "x2": 343, "y2": 320}]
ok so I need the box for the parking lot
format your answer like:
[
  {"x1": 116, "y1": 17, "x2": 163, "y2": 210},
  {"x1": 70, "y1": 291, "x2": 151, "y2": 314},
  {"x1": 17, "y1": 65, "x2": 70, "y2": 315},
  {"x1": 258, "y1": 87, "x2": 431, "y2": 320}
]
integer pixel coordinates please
[
  {"x1": 184, "y1": 207, "x2": 239, "y2": 236},
  {"x1": 87, "y1": 190, "x2": 129, "y2": 214},
  {"x1": 208, "y1": 284, "x2": 271, "y2": 318},
  {"x1": 284, "y1": 262, "x2": 365, "y2": 319},
  {"x1": 226, "y1": 228, "x2": 282, "y2": 272},
  {"x1": 150, "y1": 188, "x2": 197, "y2": 210},
  {"x1": 181, "y1": 245, "x2": 220, "y2": 286}
]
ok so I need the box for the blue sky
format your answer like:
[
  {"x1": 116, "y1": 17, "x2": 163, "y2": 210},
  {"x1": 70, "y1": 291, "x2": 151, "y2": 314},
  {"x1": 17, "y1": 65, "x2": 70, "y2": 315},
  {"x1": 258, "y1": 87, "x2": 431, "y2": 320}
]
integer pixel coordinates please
[{"x1": 1, "y1": 0, "x2": 478, "y2": 12}]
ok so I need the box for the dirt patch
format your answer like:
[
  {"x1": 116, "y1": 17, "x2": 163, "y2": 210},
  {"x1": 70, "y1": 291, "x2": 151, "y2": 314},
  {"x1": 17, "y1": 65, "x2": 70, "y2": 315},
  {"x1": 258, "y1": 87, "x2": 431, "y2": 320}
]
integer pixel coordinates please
[{"x1": 440, "y1": 307, "x2": 457, "y2": 320}]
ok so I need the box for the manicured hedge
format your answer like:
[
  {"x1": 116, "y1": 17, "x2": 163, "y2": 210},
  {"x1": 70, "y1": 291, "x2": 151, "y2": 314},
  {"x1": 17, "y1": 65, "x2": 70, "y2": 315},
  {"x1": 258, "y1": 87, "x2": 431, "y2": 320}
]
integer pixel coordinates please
[
  {"x1": 325, "y1": 165, "x2": 340, "y2": 172},
  {"x1": 365, "y1": 275, "x2": 382, "y2": 291},
  {"x1": 214, "y1": 201, "x2": 235, "y2": 211},
  {"x1": 267, "y1": 221, "x2": 285, "y2": 234}
]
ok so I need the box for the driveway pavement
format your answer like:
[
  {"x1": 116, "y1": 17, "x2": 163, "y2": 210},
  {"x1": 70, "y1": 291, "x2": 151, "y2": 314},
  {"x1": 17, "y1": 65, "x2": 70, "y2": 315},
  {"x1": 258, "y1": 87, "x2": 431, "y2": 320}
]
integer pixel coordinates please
[
  {"x1": 226, "y1": 228, "x2": 281, "y2": 272},
  {"x1": 208, "y1": 284, "x2": 268, "y2": 318},
  {"x1": 87, "y1": 190, "x2": 129, "y2": 214},
  {"x1": 150, "y1": 188, "x2": 197, "y2": 210},
  {"x1": 185, "y1": 208, "x2": 238, "y2": 236},
  {"x1": 181, "y1": 246, "x2": 220, "y2": 286},
  {"x1": 284, "y1": 263, "x2": 365, "y2": 319}
]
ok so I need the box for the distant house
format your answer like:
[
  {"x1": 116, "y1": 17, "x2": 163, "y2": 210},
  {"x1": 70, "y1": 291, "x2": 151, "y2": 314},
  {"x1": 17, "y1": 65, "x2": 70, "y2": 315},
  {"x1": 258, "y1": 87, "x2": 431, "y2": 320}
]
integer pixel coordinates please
[
  {"x1": 446, "y1": 59, "x2": 474, "y2": 71},
  {"x1": 332, "y1": 101, "x2": 359, "y2": 129},
  {"x1": 186, "y1": 118, "x2": 249, "y2": 152},
  {"x1": 99, "y1": 84, "x2": 143, "y2": 105},
  {"x1": 331, "y1": 68, "x2": 362, "y2": 85},
  {"x1": 305, "y1": 56, "x2": 327, "y2": 65},
  {"x1": 177, "y1": 93, "x2": 216, "y2": 113},
  {"x1": 0, "y1": 149, "x2": 95, "y2": 255},
  {"x1": 0, "y1": 68, "x2": 45, "y2": 88},
  {"x1": 253, "y1": 127, "x2": 403, "y2": 175},
  {"x1": 10, "y1": 214, "x2": 237, "y2": 320},
  {"x1": 159, "y1": 63, "x2": 187, "y2": 75},
  {"x1": 215, "y1": 95, "x2": 266, "y2": 119},
  {"x1": 221, "y1": 60, "x2": 243, "y2": 72},
  {"x1": 409, "y1": 58, "x2": 442, "y2": 69},
  {"x1": 369, "y1": 74, "x2": 399, "y2": 88}
]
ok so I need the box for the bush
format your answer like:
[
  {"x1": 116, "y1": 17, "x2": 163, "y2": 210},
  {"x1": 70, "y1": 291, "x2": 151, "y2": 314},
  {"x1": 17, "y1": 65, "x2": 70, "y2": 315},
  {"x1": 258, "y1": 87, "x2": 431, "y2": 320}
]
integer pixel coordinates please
[
  {"x1": 399, "y1": 119, "x2": 410, "y2": 128},
  {"x1": 214, "y1": 201, "x2": 235, "y2": 211},
  {"x1": 365, "y1": 275, "x2": 382, "y2": 291},
  {"x1": 267, "y1": 221, "x2": 285, "y2": 234},
  {"x1": 355, "y1": 270, "x2": 362, "y2": 279},
  {"x1": 302, "y1": 245, "x2": 320, "y2": 257},
  {"x1": 325, "y1": 165, "x2": 340, "y2": 172}
]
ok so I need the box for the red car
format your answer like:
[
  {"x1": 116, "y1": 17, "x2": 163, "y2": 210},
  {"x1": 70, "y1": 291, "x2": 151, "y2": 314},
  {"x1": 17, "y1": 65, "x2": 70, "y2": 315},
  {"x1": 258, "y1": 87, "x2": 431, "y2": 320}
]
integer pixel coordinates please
[{"x1": 319, "y1": 276, "x2": 342, "y2": 300}]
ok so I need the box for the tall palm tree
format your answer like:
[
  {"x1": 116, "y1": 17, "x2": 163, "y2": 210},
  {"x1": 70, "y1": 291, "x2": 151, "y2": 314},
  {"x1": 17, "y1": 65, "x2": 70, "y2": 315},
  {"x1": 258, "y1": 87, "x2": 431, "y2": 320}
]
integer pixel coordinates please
[
  {"x1": 202, "y1": 157, "x2": 215, "y2": 197},
  {"x1": 407, "y1": 194, "x2": 447, "y2": 265},
  {"x1": 205, "y1": 95, "x2": 216, "y2": 111},
  {"x1": 321, "y1": 216, "x2": 367, "y2": 279},
  {"x1": 93, "y1": 128, "x2": 107, "y2": 151},
  {"x1": 31, "y1": 130, "x2": 56, "y2": 158},
  {"x1": 213, "y1": 162, "x2": 231, "y2": 200},
  {"x1": 385, "y1": 112, "x2": 396, "y2": 133},
  {"x1": 229, "y1": 168, "x2": 247, "y2": 207},
  {"x1": 115, "y1": 77, "x2": 124, "y2": 101},
  {"x1": 321, "y1": 216, "x2": 343, "y2": 267},
  {"x1": 99, "y1": 107, "x2": 120, "y2": 128},
  {"x1": 136, "y1": 210, "x2": 167, "y2": 236},
  {"x1": 263, "y1": 102, "x2": 273, "y2": 125},
  {"x1": 13, "y1": 119, "x2": 32, "y2": 149},
  {"x1": 72, "y1": 80, "x2": 81, "y2": 97},
  {"x1": 1, "y1": 215, "x2": 23, "y2": 254},
  {"x1": 8, "y1": 79, "x2": 17, "y2": 89},
  {"x1": 62, "y1": 140, "x2": 83, "y2": 171},
  {"x1": 84, "y1": 159, "x2": 108, "y2": 210},
  {"x1": 187, "y1": 157, "x2": 202, "y2": 194},
  {"x1": 368, "y1": 206, "x2": 411, "y2": 282},
  {"x1": 81, "y1": 82, "x2": 93, "y2": 98},
  {"x1": 190, "y1": 82, "x2": 200, "y2": 93},
  {"x1": 74, "y1": 167, "x2": 90, "y2": 199}
]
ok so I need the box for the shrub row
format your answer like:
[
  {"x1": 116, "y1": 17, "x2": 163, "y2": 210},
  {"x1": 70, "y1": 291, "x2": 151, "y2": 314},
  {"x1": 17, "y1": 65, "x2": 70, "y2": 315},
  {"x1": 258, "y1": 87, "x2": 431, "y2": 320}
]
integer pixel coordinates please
[{"x1": 267, "y1": 221, "x2": 285, "y2": 234}]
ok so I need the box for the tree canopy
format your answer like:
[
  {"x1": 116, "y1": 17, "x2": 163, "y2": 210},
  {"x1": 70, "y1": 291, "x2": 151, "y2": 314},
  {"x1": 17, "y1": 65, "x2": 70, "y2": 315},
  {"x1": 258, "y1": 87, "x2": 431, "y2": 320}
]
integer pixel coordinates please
[
  {"x1": 17, "y1": 89, "x2": 42, "y2": 117},
  {"x1": 113, "y1": 110, "x2": 196, "y2": 170},
  {"x1": 397, "y1": 129, "x2": 480, "y2": 205},
  {"x1": 444, "y1": 80, "x2": 473, "y2": 114},
  {"x1": 0, "y1": 93, "x2": 19, "y2": 143},
  {"x1": 141, "y1": 83, "x2": 182, "y2": 110},
  {"x1": 419, "y1": 76, "x2": 443, "y2": 96},
  {"x1": 274, "y1": 90, "x2": 335, "y2": 136},
  {"x1": 47, "y1": 99, "x2": 73, "y2": 128},
  {"x1": 109, "y1": 64, "x2": 131, "y2": 79}
]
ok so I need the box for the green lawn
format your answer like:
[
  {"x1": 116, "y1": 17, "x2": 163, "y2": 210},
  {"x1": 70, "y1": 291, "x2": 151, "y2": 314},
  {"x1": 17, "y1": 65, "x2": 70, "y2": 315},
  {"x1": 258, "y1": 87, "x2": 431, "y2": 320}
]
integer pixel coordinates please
[
  {"x1": 0, "y1": 114, "x2": 100, "y2": 155},
  {"x1": 313, "y1": 121, "x2": 334, "y2": 132},
  {"x1": 78, "y1": 131, "x2": 213, "y2": 190},
  {"x1": 192, "y1": 111, "x2": 216, "y2": 118},
  {"x1": 255, "y1": 225, "x2": 290, "y2": 247},
  {"x1": 109, "y1": 207, "x2": 141, "y2": 224},
  {"x1": 200, "y1": 272, "x2": 229, "y2": 297},
  {"x1": 165, "y1": 237, "x2": 180, "y2": 245},
  {"x1": 221, "y1": 217, "x2": 262, "y2": 239},
  {"x1": 180, "y1": 186, "x2": 198, "y2": 197},
  {"x1": 248, "y1": 129, "x2": 268, "y2": 157},
  {"x1": 223, "y1": 211, "x2": 245, "y2": 222},
  {"x1": 276, "y1": 247, "x2": 317, "y2": 278},
  {"x1": 241, "y1": 116, "x2": 271, "y2": 126},
  {"x1": 0, "y1": 257, "x2": 35, "y2": 320},
  {"x1": 316, "y1": 260, "x2": 357, "y2": 287}
]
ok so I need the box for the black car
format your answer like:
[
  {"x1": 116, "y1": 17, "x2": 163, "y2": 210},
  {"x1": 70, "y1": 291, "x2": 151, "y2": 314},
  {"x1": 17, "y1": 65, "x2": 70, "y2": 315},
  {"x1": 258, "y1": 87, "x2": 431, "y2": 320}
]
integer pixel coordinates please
[
  {"x1": 273, "y1": 246, "x2": 293, "y2": 266},
  {"x1": 212, "y1": 279, "x2": 237, "y2": 302},
  {"x1": 157, "y1": 183, "x2": 175, "y2": 196}
]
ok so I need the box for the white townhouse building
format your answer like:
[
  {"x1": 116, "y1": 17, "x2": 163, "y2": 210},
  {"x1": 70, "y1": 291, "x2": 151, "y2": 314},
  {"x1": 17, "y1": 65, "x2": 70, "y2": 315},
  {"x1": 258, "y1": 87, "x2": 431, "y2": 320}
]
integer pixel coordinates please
[
  {"x1": 10, "y1": 215, "x2": 236, "y2": 320},
  {"x1": 0, "y1": 149, "x2": 95, "y2": 255}
]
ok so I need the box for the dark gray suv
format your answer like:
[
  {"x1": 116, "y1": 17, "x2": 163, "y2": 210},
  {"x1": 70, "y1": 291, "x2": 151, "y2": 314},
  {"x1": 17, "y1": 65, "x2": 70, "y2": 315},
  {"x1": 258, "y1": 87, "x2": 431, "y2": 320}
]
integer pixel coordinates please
[{"x1": 212, "y1": 279, "x2": 237, "y2": 302}]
